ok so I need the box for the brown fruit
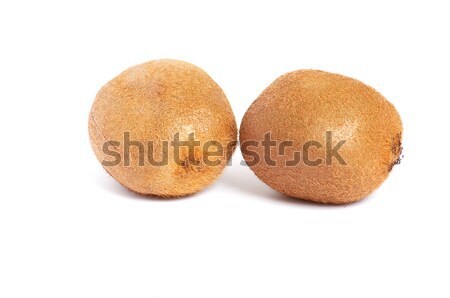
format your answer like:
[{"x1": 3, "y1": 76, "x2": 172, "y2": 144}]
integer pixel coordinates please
[
  {"x1": 89, "y1": 59, "x2": 237, "y2": 197},
  {"x1": 240, "y1": 70, "x2": 402, "y2": 204}
]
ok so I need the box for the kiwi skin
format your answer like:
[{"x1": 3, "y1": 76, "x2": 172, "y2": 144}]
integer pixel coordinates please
[
  {"x1": 240, "y1": 70, "x2": 403, "y2": 204},
  {"x1": 89, "y1": 59, "x2": 237, "y2": 197}
]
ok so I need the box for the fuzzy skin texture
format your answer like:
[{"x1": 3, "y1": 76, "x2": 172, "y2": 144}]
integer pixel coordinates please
[
  {"x1": 89, "y1": 59, "x2": 237, "y2": 197},
  {"x1": 240, "y1": 70, "x2": 403, "y2": 204}
]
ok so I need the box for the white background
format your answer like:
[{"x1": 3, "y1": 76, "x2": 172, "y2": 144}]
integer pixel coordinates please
[{"x1": 1, "y1": 1, "x2": 449, "y2": 297}]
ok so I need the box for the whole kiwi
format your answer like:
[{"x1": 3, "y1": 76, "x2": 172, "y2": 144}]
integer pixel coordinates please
[
  {"x1": 240, "y1": 70, "x2": 402, "y2": 204},
  {"x1": 89, "y1": 59, "x2": 237, "y2": 197}
]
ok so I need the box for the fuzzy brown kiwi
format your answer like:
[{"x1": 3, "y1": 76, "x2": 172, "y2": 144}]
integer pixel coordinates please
[
  {"x1": 239, "y1": 70, "x2": 403, "y2": 204},
  {"x1": 89, "y1": 59, "x2": 237, "y2": 197}
]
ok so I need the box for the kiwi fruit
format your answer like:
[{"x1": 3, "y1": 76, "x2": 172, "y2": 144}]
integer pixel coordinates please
[
  {"x1": 89, "y1": 59, "x2": 237, "y2": 197},
  {"x1": 240, "y1": 70, "x2": 402, "y2": 204}
]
